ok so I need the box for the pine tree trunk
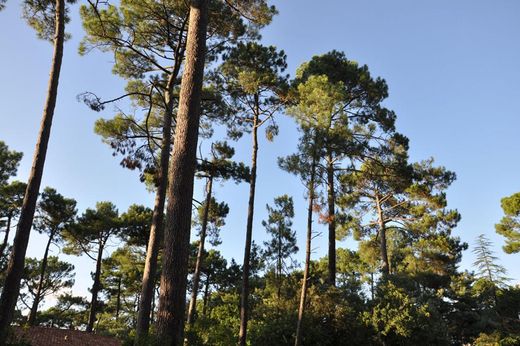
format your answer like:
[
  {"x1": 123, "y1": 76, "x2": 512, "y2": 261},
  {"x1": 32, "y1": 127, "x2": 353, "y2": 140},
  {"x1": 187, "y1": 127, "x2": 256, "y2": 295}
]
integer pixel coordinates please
[
  {"x1": 202, "y1": 273, "x2": 210, "y2": 317},
  {"x1": 295, "y1": 155, "x2": 317, "y2": 346},
  {"x1": 326, "y1": 151, "x2": 336, "y2": 286},
  {"x1": 187, "y1": 177, "x2": 213, "y2": 325},
  {"x1": 376, "y1": 195, "x2": 390, "y2": 278},
  {"x1": 239, "y1": 103, "x2": 259, "y2": 346},
  {"x1": 0, "y1": 211, "x2": 12, "y2": 259},
  {"x1": 115, "y1": 276, "x2": 122, "y2": 321},
  {"x1": 277, "y1": 225, "x2": 282, "y2": 299},
  {"x1": 155, "y1": 1, "x2": 208, "y2": 344},
  {"x1": 28, "y1": 231, "x2": 55, "y2": 325},
  {"x1": 135, "y1": 62, "x2": 178, "y2": 344},
  {"x1": 87, "y1": 242, "x2": 104, "y2": 332},
  {"x1": 0, "y1": 0, "x2": 65, "y2": 342}
]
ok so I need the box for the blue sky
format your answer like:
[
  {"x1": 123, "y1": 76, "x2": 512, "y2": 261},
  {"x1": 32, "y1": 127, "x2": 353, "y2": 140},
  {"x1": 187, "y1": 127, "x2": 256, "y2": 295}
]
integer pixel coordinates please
[{"x1": 0, "y1": 0, "x2": 519, "y2": 300}]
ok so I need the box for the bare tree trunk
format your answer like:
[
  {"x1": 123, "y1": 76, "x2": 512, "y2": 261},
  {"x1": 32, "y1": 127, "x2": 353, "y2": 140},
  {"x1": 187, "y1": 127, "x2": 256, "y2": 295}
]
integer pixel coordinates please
[
  {"x1": 277, "y1": 223, "x2": 282, "y2": 299},
  {"x1": 201, "y1": 273, "x2": 210, "y2": 317},
  {"x1": 28, "y1": 231, "x2": 55, "y2": 325},
  {"x1": 0, "y1": 211, "x2": 12, "y2": 259},
  {"x1": 155, "y1": 1, "x2": 208, "y2": 344},
  {"x1": 87, "y1": 242, "x2": 104, "y2": 332},
  {"x1": 326, "y1": 151, "x2": 336, "y2": 286},
  {"x1": 375, "y1": 195, "x2": 390, "y2": 278},
  {"x1": 295, "y1": 155, "x2": 317, "y2": 346},
  {"x1": 239, "y1": 104, "x2": 259, "y2": 346},
  {"x1": 135, "y1": 64, "x2": 178, "y2": 344},
  {"x1": 116, "y1": 276, "x2": 122, "y2": 321},
  {"x1": 187, "y1": 177, "x2": 213, "y2": 325},
  {"x1": 0, "y1": 0, "x2": 65, "y2": 342}
]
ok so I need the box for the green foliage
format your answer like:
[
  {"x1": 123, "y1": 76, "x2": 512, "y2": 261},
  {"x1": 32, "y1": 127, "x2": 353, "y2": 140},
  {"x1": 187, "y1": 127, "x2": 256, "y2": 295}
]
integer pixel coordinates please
[
  {"x1": 496, "y1": 192, "x2": 520, "y2": 254},
  {"x1": 219, "y1": 42, "x2": 288, "y2": 140},
  {"x1": 36, "y1": 293, "x2": 89, "y2": 328},
  {"x1": 34, "y1": 187, "x2": 77, "y2": 244},
  {"x1": 63, "y1": 201, "x2": 121, "y2": 257},
  {"x1": 262, "y1": 195, "x2": 298, "y2": 280},
  {"x1": 0, "y1": 141, "x2": 23, "y2": 185},
  {"x1": 22, "y1": 0, "x2": 77, "y2": 41},
  {"x1": 473, "y1": 234, "x2": 509, "y2": 287},
  {"x1": 19, "y1": 256, "x2": 75, "y2": 311}
]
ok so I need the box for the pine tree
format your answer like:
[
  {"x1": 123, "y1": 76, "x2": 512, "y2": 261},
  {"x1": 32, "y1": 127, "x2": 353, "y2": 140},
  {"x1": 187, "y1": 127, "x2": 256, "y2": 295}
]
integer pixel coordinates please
[
  {"x1": 63, "y1": 201, "x2": 122, "y2": 332},
  {"x1": 219, "y1": 41, "x2": 288, "y2": 345},
  {"x1": 27, "y1": 187, "x2": 77, "y2": 325},
  {"x1": 495, "y1": 192, "x2": 520, "y2": 254},
  {"x1": 472, "y1": 234, "x2": 509, "y2": 287},
  {"x1": 262, "y1": 195, "x2": 297, "y2": 298},
  {"x1": 0, "y1": 1, "x2": 76, "y2": 341}
]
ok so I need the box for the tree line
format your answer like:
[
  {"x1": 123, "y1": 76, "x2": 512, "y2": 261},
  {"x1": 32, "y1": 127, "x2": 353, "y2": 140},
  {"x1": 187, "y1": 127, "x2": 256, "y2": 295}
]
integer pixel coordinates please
[{"x1": 1, "y1": 0, "x2": 520, "y2": 345}]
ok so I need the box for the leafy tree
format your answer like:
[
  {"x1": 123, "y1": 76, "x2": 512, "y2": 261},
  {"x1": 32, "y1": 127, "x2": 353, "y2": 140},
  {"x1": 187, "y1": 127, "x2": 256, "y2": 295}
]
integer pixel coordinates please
[
  {"x1": 0, "y1": 141, "x2": 23, "y2": 186},
  {"x1": 63, "y1": 201, "x2": 122, "y2": 332},
  {"x1": 97, "y1": 245, "x2": 145, "y2": 339},
  {"x1": 0, "y1": 181, "x2": 27, "y2": 260},
  {"x1": 187, "y1": 141, "x2": 248, "y2": 325},
  {"x1": 279, "y1": 130, "x2": 320, "y2": 346},
  {"x1": 36, "y1": 293, "x2": 89, "y2": 329},
  {"x1": 218, "y1": 41, "x2": 288, "y2": 345},
  {"x1": 262, "y1": 194, "x2": 297, "y2": 298},
  {"x1": 473, "y1": 234, "x2": 509, "y2": 287},
  {"x1": 27, "y1": 187, "x2": 77, "y2": 325},
  {"x1": 291, "y1": 51, "x2": 398, "y2": 286},
  {"x1": 495, "y1": 192, "x2": 520, "y2": 254},
  {"x1": 341, "y1": 156, "x2": 461, "y2": 283},
  {"x1": 19, "y1": 256, "x2": 75, "y2": 322},
  {"x1": 187, "y1": 197, "x2": 229, "y2": 325},
  {"x1": 0, "y1": 0, "x2": 76, "y2": 341},
  {"x1": 156, "y1": 2, "x2": 276, "y2": 344}
]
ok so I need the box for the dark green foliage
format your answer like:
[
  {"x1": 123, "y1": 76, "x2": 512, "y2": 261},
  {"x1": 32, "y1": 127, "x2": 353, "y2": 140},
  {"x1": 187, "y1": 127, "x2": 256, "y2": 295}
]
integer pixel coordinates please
[
  {"x1": 473, "y1": 234, "x2": 509, "y2": 286},
  {"x1": 0, "y1": 142, "x2": 22, "y2": 185},
  {"x1": 22, "y1": 0, "x2": 77, "y2": 41},
  {"x1": 496, "y1": 192, "x2": 520, "y2": 254},
  {"x1": 19, "y1": 257, "x2": 75, "y2": 311},
  {"x1": 262, "y1": 195, "x2": 298, "y2": 288}
]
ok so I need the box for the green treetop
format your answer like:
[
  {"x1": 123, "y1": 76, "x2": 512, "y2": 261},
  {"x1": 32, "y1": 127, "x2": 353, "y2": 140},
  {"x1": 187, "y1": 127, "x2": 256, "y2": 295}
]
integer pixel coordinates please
[{"x1": 495, "y1": 192, "x2": 520, "y2": 254}]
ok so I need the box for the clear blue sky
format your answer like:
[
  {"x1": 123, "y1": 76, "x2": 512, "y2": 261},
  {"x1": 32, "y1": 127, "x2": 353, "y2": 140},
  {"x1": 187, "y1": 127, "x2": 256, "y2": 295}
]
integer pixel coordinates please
[{"x1": 0, "y1": 0, "x2": 519, "y2": 300}]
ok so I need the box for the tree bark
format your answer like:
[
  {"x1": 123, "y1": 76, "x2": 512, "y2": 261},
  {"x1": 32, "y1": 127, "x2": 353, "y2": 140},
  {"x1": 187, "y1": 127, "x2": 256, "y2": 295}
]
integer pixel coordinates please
[
  {"x1": 155, "y1": 1, "x2": 208, "y2": 344},
  {"x1": 0, "y1": 211, "x2": 12, "y2": 259},
  {"x1": 116, "y1": 276, "x2": 122, "y2": 321},
  {"x1": 295, "y1": 155, "x2": 317, "y2": 346},
  {"x1": 135, "y1": 60, "x2": 178, "y2": 344},
  {"x1": 0, "y1": 0, "x2": 65, "y2": 342},
  {"x1": 326, "y1": 151, "x2": 336, "y2": 286},
  {"x1": 27, "y1": 231, "x2": 55, "y2": 325},
  {"x1": 202, "y1": 273, "x2": 210, "y2": 317},
  {"x1": 87, "y1": 242, "x2": 104, "y2": 332},
  {"x1": 187, "y1": 176, "x2": 213, "y2": 325},
  {"x1": 239, "y1": 102, "x2": 259, "y2": 346},
  {"x1": 375, "y1": 195, "x2": 390, "y2": 278}
]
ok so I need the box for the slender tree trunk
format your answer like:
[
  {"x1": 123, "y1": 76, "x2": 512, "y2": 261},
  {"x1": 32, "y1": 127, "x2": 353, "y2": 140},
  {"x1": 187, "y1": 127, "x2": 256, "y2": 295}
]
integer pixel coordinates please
[
  {"x1": 155, "y1": 1, "x2": 208, "y2": 344},
  {"x1": 87, "y1": 242, "x2": 104, "y2": 332},
  {"x1": 295, "y1": 155, "x2": 317, "y2": 346},
  {"x1": 375, "y1": 195, "x2": 390, "y2": 278},
  {"x1": 0, "y1": 211, "x2": 12, "y2": 258},
  {"x1": 116, "y1": 276, "x2": 122, "y2": 321},
  {"x1": 277, "y1": 225, "x2": 282, "y2": 299},
  {"x1": 187, "y1": 177, "x2": 213, "y2": 325},
  {"x1": 326, "y1": 151, "x2": 336, "y2": 286},
  {"x1": 239, "y1": 104, "x2": 259, "y2": 346},
  {"x1": 28, "y1": 231, "x2": 55, "y2": 325},
  {"x1": 202, "y1": 273, "x2": 210, "y2": 317},
  {"x1": 135, "y1": 62, "x2": 178, "y2": 344},
  {"x1": 0, "y1": 1, "x2": 65, "y2": 342}
]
